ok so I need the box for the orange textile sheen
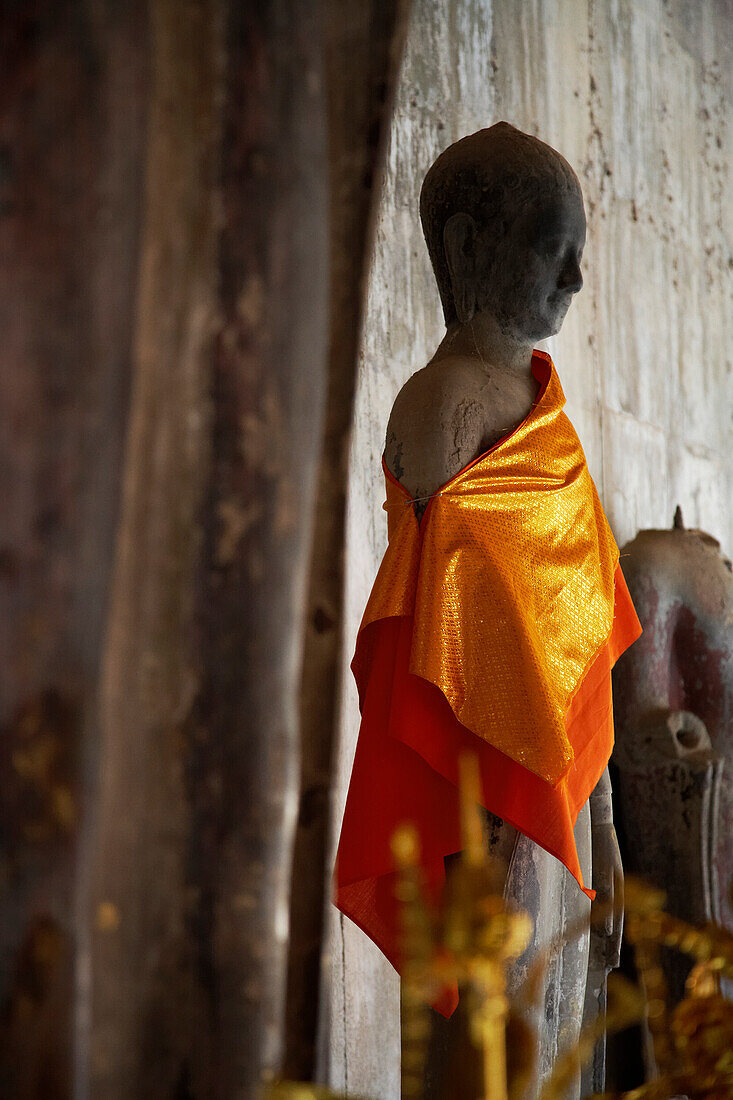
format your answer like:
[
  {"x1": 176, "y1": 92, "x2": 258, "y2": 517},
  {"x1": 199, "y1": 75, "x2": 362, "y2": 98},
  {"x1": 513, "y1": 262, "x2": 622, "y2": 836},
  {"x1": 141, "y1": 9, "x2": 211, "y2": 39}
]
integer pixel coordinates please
[
  {"x1": 353, "y1": 350, "x2": 620, "y2": 785},
  {"x1": 335, "y1": 349, "x2": 642, "y2": 1015},
  {"x1": 335, "y1": 564, "x2": 640, "y2": 1016}
]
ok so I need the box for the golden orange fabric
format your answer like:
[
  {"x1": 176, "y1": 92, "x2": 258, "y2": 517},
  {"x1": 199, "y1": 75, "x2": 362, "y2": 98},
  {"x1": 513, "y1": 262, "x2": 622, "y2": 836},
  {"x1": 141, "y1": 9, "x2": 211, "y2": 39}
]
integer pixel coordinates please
[
  {"x1": 353, "y1": 350, "x2": 620, "y2": 784},
  {"x1": 335, "y1": 349, "x2": 642, "y2": 1016}
]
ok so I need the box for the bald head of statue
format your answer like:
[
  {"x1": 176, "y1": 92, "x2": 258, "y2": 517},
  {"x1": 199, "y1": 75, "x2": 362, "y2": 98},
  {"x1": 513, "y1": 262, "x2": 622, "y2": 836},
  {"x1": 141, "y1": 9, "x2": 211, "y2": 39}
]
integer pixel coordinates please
[{"x1": 420, "y1": 122, "x2": 586, "y2": 341}]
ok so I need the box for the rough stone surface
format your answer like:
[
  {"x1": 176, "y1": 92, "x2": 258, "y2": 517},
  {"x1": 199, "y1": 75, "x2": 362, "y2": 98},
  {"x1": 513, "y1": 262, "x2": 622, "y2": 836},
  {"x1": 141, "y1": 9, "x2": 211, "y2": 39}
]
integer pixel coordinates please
[
  {"x1": 324, "y1": 1, "x2": 731, "y2": 1096},
  {"x1": 612, "y1": 523, "x2": 733, "y2": 1019}
]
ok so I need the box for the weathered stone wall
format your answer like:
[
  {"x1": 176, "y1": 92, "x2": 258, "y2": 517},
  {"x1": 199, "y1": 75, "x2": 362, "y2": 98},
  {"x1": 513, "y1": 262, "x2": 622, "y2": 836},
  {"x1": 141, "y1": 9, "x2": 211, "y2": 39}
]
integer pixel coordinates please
[{"x1": 325, "y1": 1, "x2": 731, "y2": 1095}]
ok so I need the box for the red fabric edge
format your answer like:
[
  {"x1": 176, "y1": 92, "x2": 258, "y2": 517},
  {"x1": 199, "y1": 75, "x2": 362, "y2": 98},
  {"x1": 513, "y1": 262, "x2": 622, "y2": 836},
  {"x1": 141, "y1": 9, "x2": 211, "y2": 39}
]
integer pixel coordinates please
[{"x1": 334, "y1": 563, "x2": 642, "y2": 1018}]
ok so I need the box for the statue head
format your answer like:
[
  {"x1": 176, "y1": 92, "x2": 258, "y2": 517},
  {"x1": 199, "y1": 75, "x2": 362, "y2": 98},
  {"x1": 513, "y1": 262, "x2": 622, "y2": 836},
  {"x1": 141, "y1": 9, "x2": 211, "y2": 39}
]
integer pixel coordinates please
[{"x1": 420, "y1": 122, "x2": 586, "y2": 340}]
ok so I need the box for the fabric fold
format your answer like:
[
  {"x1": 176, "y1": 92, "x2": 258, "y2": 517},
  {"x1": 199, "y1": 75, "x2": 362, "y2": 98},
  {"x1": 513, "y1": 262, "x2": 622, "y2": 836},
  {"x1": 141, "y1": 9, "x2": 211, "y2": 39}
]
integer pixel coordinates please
[{"x1": 334, "y1": 349, "x2": 642, "y2": 1016}]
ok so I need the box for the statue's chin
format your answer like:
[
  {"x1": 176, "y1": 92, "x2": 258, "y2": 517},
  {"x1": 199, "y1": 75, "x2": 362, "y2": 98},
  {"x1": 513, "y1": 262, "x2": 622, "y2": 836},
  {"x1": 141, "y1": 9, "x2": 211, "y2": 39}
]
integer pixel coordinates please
[
  {"x1": 480, "y1": 302, "x2": 568, "y2": 343},
  {"x1": 515, "y1": 318, "x2": 561, "y2": 343},
  {"x1": 534, "y1": 303, "x2": 571, "y2": 341}
]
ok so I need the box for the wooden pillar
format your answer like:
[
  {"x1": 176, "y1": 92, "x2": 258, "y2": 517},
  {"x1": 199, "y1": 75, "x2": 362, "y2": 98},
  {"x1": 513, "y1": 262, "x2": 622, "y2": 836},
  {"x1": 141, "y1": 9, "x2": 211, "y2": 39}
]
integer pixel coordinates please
[
  {"x1": 0, "y1": 3, "x2": 148, "y2": 1096},
  {"x1": 87, "y1": 0, "x2": 330, "y2": 1096},
  {"x1": 2, "y1": 1, "x2": 406, "y2": 1093}
]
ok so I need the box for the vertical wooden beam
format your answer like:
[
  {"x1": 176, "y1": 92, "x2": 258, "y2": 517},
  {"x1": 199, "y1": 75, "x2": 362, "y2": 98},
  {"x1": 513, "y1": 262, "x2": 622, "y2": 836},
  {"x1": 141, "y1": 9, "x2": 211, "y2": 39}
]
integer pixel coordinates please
[
  {"x1": 88, "y1": 0, "x2": 330, "y2": 1095},
  {"x1": 87, "y1": 1, "x2": 224, "y2": 1092},
  {"x1": 196, "y1": 1, "x2": 330, "y2": 1093},
  {"x1": 0, "y1": 3, "x2": 148, "y2": 1096},
  {"x1": 4, "y1": 0, "x2": 402, "y2": 1091}
]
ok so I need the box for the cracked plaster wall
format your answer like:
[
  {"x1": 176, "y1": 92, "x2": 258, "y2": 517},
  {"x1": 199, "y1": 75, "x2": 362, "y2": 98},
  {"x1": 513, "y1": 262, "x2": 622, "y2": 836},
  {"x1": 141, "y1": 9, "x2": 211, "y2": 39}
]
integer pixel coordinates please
[{"x1": 324, "y1": 2, "x2": 731, "y2": 1096}]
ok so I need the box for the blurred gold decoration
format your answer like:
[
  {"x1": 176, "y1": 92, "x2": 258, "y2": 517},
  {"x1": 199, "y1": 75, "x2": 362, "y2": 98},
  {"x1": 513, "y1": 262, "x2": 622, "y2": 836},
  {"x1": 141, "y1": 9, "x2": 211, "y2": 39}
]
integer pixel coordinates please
[
  {"x1": 592, "y1": 876, "x2": 733, "y2": 1100},
  {"x1": 392, "y1": 752, "x2": 532, "y2": 1100},
  {"x1": 266, "y1": 1084, "x2": 348, "y2": 1099},
  {"x1": 391, "y1": 821, "x2": 436, "y2": 1099},
  {"x1": 392, "y1": 756, "x2": 733, "y2": 1100},
  {"x1": 273, "y1": 756, "x2": 733, "y2": 1100}
]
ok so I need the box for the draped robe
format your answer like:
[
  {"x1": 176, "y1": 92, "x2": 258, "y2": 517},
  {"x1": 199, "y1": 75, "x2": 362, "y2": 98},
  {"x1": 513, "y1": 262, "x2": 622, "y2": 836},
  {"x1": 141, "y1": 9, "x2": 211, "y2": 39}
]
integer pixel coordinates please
[{"x1": 334, "y1": 349, "x2": 642, "y2": 1017}]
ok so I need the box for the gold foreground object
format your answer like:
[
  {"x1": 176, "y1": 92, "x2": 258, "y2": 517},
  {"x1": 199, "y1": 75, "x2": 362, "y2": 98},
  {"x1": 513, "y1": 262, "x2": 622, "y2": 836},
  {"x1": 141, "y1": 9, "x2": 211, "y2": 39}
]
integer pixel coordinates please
[
  {"x1": 272, "y1": 764, "x2": 733, "y2": 1099},
  {"x1": 266, "y1": 1086, "x2": 348, "y2": 1099},
  {"x1": 390, "y1": 758, "x2": 733, "y2": 1100},
  {"x1": 393, "y1": 753, "x2": 531, "y2": 1100}
]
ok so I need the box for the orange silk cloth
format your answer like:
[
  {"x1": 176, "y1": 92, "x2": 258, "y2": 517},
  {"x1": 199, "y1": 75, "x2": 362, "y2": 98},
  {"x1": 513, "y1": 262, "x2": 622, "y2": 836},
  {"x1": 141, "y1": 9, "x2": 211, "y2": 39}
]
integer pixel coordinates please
[
  {"x1": 354, "y1": 350, "x2": 624, "y2": 785},
  {"x1": 335, "y1": 349, "x2": 642, "y2": 1015}
]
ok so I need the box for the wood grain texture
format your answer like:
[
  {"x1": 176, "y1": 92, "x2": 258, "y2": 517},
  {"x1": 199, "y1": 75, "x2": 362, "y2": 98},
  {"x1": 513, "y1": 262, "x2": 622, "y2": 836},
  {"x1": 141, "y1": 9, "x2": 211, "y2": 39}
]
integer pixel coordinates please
[
  {"x1": 0, "y1": 3, "x2": 148, "y2": 1094},
  {"x1": 87, "y1": 1, "x2": 329, "y2": 1095}
]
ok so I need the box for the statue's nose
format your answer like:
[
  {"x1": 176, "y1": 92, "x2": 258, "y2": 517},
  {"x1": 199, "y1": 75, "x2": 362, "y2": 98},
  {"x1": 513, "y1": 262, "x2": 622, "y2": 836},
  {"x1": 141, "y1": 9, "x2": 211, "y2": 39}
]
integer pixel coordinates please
[{"x1": 559, "y1": 258, "x2": 583, "y2": 294}]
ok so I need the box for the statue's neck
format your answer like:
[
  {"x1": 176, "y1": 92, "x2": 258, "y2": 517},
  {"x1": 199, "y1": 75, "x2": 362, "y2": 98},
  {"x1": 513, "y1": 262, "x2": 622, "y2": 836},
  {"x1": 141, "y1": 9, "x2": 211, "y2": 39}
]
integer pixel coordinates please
[{"x1": 436, "y1": 312, "x2": 535, "y2": 377}]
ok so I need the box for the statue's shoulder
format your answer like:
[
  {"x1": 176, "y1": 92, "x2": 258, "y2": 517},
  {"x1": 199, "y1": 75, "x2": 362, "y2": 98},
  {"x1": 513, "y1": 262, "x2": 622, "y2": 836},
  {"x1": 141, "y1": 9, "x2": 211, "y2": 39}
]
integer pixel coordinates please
[
  {"x1": 387, "y1": 354, "x2": 493, "y2": 430},
  {"x1": 384, "y1": 355, "x2": 491, "y2": 503}
]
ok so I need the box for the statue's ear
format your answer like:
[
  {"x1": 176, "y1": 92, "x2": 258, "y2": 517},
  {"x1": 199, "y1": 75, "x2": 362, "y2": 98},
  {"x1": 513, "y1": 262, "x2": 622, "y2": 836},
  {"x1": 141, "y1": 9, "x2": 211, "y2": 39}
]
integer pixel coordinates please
[{"x1": 443, "y1": 212, "x2": 479, "y2": 324}]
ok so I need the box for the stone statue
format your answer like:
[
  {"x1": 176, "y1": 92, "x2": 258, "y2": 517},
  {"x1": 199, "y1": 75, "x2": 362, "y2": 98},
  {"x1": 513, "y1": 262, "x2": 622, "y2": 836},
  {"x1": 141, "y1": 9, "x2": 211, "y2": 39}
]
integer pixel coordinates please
[
  {"x1": 612, "y1": 510, "x2": 732, "y2": 1033},
  {"x1": 384, "y1": 122, "x2": 622, "y2": 1098}
]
